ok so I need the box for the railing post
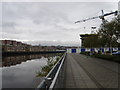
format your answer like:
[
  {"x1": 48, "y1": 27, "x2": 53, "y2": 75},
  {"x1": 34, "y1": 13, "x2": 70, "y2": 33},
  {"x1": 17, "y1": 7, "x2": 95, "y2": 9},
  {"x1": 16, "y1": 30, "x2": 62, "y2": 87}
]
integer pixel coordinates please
[
  {"x1": 37, "y1": 53, "x2": 66, "y2": 89},
  {"x1": 45, "y1": 77, "x2": 52, "y2": 90}
]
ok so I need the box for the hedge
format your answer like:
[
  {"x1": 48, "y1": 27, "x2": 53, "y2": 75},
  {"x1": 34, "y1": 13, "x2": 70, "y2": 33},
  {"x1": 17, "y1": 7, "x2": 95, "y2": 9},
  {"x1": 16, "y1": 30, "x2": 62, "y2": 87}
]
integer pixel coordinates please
[{"x1": 80, "y1": 52, "x2": 120, "y2": 63}]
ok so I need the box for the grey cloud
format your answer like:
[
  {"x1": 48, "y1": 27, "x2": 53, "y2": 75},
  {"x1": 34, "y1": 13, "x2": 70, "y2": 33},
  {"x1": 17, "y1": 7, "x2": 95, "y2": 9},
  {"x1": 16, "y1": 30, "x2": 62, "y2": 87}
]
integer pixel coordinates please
[
  {"x1": 24, "y1": 40, "x2": 80, "y2": 46},
  {"x1": 2, "y1": 22, "x2": 18, "y2": 34},
  {"x1": 1, "y1": 2, "x2": 118, "y2": 46},
  {"x1": 2, "y1": 22, "x2": 16, "y2": 27}
]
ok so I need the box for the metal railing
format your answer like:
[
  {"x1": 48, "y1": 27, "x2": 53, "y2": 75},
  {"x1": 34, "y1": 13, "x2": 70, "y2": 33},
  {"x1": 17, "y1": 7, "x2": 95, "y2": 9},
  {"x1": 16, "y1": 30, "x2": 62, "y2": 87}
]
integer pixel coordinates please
[{"x1": 36, "y1": 53, "x2": 66, "y2": 90}]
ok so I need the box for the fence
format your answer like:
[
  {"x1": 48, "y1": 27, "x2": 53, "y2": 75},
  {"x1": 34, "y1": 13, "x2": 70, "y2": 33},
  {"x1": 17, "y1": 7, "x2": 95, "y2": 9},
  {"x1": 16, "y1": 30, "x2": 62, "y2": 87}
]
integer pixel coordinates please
[
  {"x1": 36, "y1": 53, "x2": 66, "y2": 90},
  {"x1": 67, "y1": 47, "x2": 120, "y2": 53}
]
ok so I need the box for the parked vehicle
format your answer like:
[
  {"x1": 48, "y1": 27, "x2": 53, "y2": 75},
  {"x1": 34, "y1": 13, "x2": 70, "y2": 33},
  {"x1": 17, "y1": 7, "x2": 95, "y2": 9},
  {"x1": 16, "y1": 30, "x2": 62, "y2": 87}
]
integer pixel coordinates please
[{"x1": 112, "y1": 51, "x2": 120, "y2": 55}]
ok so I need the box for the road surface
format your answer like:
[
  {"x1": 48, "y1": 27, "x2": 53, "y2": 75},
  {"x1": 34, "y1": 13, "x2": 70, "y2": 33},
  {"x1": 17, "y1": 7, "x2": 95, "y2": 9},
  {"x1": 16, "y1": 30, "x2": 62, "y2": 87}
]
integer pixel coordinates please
[{"x1": 64, "y1": 53, "x2": 119, "y2": 88}]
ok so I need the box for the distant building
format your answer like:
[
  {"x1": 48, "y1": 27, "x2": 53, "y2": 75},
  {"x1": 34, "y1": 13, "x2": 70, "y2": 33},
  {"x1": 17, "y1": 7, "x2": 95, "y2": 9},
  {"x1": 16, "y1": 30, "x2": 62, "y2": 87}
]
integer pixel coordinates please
[
  {"x1": 1, "y1": 40, "x2": 63, "y2": 52},
  {"x1": 1, "y1": 40, "x2": 31, "y2": 52},
  {"x1": 80, "y1": 34, "x2": 99, "y2": 48},
  {"x1": 80, "y1": 34, "x2": 91, "y2": 47}
]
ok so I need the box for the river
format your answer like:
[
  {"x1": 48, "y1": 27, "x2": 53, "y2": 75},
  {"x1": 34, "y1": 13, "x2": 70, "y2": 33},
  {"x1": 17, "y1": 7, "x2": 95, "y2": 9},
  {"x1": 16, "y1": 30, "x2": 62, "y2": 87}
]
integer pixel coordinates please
[{"x1": 1, "y1": 53, "x2": 62, "y2": 89}]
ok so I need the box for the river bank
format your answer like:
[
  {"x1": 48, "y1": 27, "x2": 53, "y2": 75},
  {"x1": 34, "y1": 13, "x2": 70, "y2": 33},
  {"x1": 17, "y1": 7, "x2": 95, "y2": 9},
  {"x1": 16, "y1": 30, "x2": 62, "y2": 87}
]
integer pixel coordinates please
[{"x1": 2, "y1": 50, "x2": 66, "y2": 56}]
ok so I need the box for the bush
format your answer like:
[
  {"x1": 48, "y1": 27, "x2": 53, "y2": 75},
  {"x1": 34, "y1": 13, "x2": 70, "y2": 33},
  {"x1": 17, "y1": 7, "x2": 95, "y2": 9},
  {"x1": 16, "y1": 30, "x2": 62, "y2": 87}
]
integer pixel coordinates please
[
  {"x1": 80, "y1": 52, "x2": 120, "y2": 63},
  {"x1": 36, "y1": 56, "x2": 61, "y2": 77},
  {"x1": 80, "y1": 52, "x2": 90, "y2": 56},
  {"x1": 93, "y1": 54, "x2": 120, "y2": 62}
]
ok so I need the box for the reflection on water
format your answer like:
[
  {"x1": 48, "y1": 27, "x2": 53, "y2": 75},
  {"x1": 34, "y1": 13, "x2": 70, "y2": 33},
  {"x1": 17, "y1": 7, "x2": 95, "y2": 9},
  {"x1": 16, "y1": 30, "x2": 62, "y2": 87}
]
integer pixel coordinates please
[
  {"x1": 2, "y1": 53, "x2": 62, "y2": 88},
  {"x1": 2, "y1": 54, "x2": 60, "y2": 67}
]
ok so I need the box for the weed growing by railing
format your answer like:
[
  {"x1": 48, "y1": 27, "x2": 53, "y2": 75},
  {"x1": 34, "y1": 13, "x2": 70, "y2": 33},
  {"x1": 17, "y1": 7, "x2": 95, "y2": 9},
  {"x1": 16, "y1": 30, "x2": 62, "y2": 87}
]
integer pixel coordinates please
[{"x1": 36, "y1": 56, "x2": 61, "y2": 77}]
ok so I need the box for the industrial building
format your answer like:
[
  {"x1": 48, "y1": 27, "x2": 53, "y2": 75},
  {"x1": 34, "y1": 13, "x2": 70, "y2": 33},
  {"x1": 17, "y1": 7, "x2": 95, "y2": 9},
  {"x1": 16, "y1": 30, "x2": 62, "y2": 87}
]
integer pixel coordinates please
[{"x1": 80, "y1": 34, "x2": 99, "y2": 48}]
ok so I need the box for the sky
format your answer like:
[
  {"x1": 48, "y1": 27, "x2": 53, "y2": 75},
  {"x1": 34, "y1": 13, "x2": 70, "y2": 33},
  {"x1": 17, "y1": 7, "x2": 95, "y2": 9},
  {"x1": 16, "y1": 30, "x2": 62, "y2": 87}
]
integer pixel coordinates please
[{"x1": 0, "y1": 1, "x2": 119, "y2": 46}]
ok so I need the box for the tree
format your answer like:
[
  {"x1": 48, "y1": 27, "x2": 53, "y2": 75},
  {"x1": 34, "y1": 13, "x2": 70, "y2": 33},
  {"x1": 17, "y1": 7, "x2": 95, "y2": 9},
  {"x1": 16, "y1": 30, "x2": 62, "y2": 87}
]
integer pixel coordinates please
[{"x1": 98, "y1": 17, "x2": 120, "y2": 47}]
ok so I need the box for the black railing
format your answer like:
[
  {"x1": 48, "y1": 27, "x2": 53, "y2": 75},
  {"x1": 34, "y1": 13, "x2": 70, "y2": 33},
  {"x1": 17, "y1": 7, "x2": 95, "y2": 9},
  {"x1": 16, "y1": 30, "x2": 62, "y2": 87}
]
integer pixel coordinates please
[{"x1": 36, "y1": 53, "x2": 66, "y2": 90}]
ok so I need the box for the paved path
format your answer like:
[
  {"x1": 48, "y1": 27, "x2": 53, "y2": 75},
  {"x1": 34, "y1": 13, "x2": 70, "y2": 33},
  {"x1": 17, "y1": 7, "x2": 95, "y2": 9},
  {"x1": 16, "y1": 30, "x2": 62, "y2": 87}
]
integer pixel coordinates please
[{"x1": 64, "y1": 53, "x2": 119, "y2": 88}]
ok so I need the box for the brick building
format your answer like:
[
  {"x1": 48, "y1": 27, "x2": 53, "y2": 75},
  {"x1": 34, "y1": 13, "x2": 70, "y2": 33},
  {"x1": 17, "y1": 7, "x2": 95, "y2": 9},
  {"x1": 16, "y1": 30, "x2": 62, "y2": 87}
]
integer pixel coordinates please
[{"x1": 1, "y1": 40, "x2": 60, "y2": 52}]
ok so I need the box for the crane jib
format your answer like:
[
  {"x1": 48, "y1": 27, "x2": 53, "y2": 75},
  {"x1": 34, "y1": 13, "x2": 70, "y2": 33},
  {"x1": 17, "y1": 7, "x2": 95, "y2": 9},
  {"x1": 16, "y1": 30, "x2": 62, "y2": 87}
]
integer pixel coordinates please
[
  {"x1": 75, "y1": 10, "x2": 118, "y2": 23},
  {"x1": 103, "y1": 11, "x2": 118, "y2": 17}
]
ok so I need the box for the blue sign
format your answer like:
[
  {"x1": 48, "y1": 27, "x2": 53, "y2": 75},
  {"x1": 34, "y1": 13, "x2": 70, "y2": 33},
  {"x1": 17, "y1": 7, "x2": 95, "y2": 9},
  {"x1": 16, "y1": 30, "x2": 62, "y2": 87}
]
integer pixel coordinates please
[
  {"x1": 100, "y1": 48, "x2": 104, "y2": 53},
  {"x1": 91, "y1": 48, "x2": 94, "y2": 52},
  {"x1": 81, "y1": 48, "x2": 85, "y2": 52},
  {"x1": 108, "y1": 48, "x2": 113, "y2": 52},
  {"x1": 118, "y1": 48, "x2": 120, "y2": 51},
  {"x1": 72, "y1": 49, "x2": 76, "y2": 53}
]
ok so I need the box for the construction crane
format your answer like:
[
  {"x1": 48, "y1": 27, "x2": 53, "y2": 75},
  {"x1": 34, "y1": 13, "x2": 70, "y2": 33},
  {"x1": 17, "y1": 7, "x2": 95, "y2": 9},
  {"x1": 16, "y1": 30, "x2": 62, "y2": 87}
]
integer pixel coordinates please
[{"x1": 75, "y1": 10, "x2": 118, "y2": 24}]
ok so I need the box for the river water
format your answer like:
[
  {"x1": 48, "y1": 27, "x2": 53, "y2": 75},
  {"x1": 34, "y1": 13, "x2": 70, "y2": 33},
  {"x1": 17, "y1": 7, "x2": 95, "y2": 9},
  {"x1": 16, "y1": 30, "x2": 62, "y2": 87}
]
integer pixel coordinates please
[{"x1": 1, "y1": 53, "x2": 62, "y2": 89}]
